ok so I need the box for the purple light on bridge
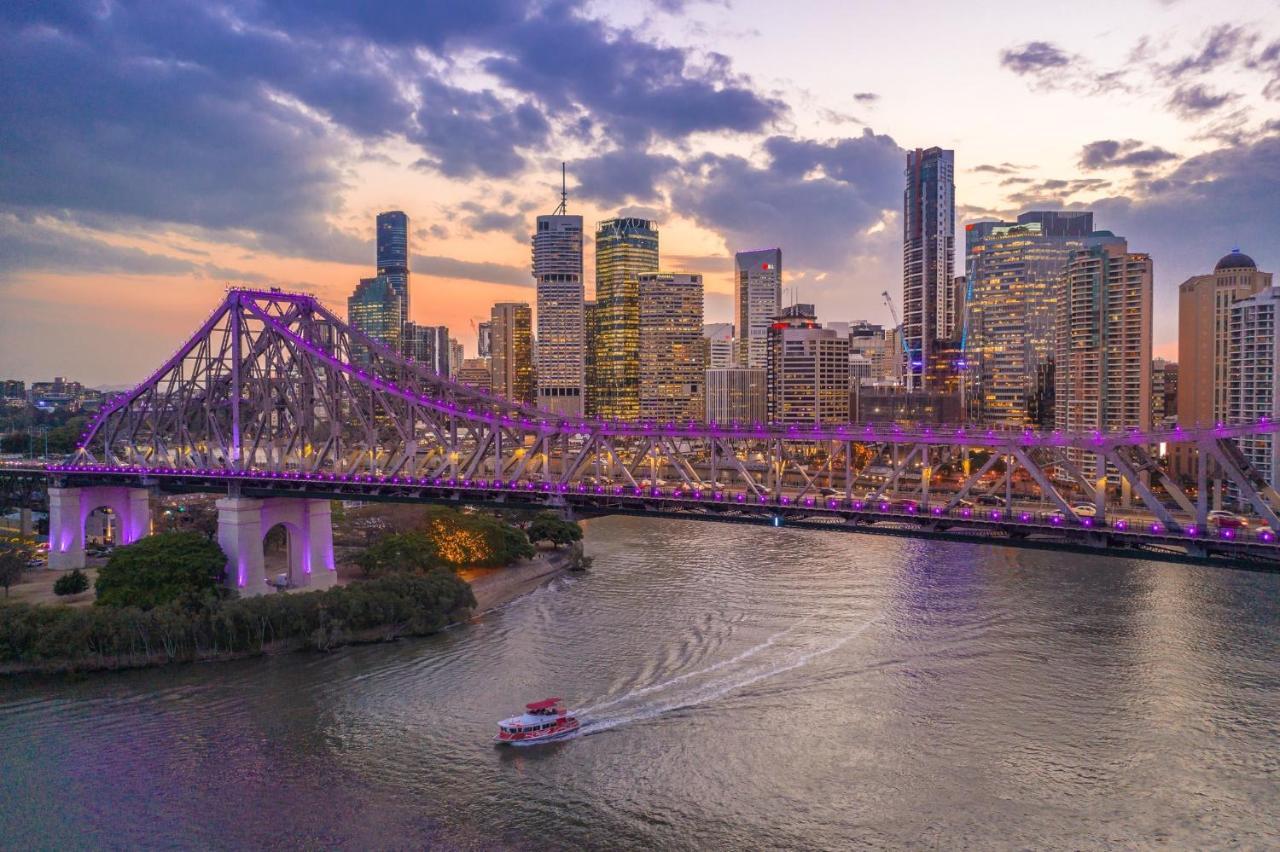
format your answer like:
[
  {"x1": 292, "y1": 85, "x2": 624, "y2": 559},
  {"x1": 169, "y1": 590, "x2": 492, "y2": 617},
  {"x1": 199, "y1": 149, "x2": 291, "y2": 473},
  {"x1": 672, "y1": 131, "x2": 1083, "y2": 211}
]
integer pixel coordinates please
[
  {"x1": 1150, "y1": 523, "x2": 1162, "y2": 533},
  {"x1": 758, "y1": 495, "x2": 768, "y2": 504},
  {"x1": 879, "y1": 502, "x2": 889, "y2": 511},
  {"x1": 932, "y1": 506, "x2": 943, "y2": 515},
  {"x1": 803, "y1": 497, "x2": 814, "y2": 507},
  {"x1": 853, "y1": 501, "x2": 864, "y2": 510},
  {"x1": 961, "y1": 508, "x2": 972, "y2": 518},
  {"x1": 1114, "y1": 519, "x2": 1128, "y2": 531},
  {"x1": 1221, "y1": 528, "x2": 1235, "y2": 540},
  {"x1": 1187, "y1": 525, "x2": 1198, "y2": 536},
  {"x1": 1051, "y1": 515, "x2": 1062, "y2": 525},
  {"x1": 734, "y1": 493, "x2": 744, "y2": 502},
  {"x1": 1019, "y1": 512, "x2": 1031, "y2": 522},
  {"x1": 1082, "y1": 517, "x2": 1094, "y2": 527},
  {"x1": 990, "y1": 510, "x2": 1002, "y2": 521},
  {"x1": 1259, "y1": 530, "x2": 1275, "y2": 543}
]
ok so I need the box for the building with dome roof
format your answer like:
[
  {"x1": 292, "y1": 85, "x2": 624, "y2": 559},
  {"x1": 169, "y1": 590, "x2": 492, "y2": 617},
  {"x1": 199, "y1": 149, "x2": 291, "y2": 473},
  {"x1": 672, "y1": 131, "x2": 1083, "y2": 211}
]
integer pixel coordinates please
[{"x1": 1174, "y1": 249, "x2": 1273, "y2": 479}]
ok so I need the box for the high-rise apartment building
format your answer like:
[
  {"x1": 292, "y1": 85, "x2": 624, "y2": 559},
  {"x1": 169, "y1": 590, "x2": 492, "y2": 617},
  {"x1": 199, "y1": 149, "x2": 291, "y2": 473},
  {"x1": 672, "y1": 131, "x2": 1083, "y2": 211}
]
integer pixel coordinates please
[
  {"x1": 490, "y1": 302, "x2": 533, "y2": 405},
  {"x1": 966, "y1": 211, "x2": 1096, "y2": 425},
  {"x1": 348, "y1": 275, "x2": 403, "y2": 361},
  {"x1": 1174, "y1": 250, "x2": 1271, "y2": 477},
  {"x1": 1228, "y1": 288, "x2": 1280, "y2": 491},
  {"x1": 449, "y1": 338, "x2": 464, "y2": 377},
  {"x1": 1054, "y1": 237, "x2": 1152, "y2": 464},
  {"x1": 476, "y1": 321, "x2": 492, "y2": 357},
  {"x1": 848, "y1": 321, "x2": 898, "y2": 384},
  {"x1": 403, "y1": 322, "x2": 450, "y2": 376},
  {"x1": 705, "y1": 367, "x2": 767, "y2": 425},
  {"x1": 903, "y1": 147, "x2": 955, "y2": 390},
  {"x1": 766, "y1": 308, "x2": 851, "y2": 426},
  {"x1": 638, "y1": 272, "x2": 705, "y2": 422},
  {"x1": 376, "y1": 211, "x2": 410, "y2": 324},
  {"x1": 582, "y1": 300, "x2": 598, "y2": 416},
  {"x1": 533, "y1": 206, "x2": 585, "y2": 415},
  {"x1": 1177, "y1": 251, "x2": 1272, "y2": 429},
  {"x1": 593, "y1": 217, "x2": 659, "y2": 420},
  {"x1": 734, "y1": 248, "x2": 782, "y2": 368}
]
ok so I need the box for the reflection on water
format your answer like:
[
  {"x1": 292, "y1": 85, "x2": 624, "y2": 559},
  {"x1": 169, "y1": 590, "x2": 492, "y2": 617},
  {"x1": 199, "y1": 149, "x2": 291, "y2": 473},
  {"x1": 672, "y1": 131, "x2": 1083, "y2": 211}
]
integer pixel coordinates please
[{"x1": 3, "y1": 516, "x2": 1278, "y2": 849}]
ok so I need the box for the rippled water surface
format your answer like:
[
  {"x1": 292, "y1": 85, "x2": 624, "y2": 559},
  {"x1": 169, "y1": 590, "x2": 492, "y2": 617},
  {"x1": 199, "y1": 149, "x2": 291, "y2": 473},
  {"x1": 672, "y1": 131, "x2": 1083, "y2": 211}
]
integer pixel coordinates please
[{"x1": 3, "y1": 517, "x2": 1279, "y2": 849}]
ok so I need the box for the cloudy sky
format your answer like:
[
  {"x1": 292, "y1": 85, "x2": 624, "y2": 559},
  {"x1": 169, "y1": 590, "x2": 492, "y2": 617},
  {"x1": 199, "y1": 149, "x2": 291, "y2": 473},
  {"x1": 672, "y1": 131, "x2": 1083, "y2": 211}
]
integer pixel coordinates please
[{"x1": 2, "y1": 0, "x2": 1279, "y2": 385}]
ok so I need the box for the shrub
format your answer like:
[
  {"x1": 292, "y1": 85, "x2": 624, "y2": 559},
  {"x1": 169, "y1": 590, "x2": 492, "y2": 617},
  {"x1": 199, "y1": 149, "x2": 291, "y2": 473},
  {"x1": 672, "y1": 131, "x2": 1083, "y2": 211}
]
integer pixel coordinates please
[
  {"x1": 94, "y1": 531, "x2": 228, "y2": 610},
  {"x1": 0, "y1": 570, "x2": 476, "y2": 671},
  {"x1": 53, "y1": 569, "x2": 90, "y2": 596}
]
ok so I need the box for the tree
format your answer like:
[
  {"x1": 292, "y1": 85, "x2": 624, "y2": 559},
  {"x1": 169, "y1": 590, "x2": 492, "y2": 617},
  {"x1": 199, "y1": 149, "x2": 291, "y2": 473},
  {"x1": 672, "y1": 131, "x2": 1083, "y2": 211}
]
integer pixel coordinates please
[
  {"x1": 354, "y1": 531, "x2": 443, "y2": 578},
  {"x1": 53, "y1": 568, "x2": 90, "y2": 596},
  {"x1": 94, "y1": 531, "x2": 228, "y2": 610},
  {"x1": 526, "y1": 513, "x2": 583, "y2": 548},
  {"x1": 0, "y1": 536, "x2": 33, "y2": 597}
]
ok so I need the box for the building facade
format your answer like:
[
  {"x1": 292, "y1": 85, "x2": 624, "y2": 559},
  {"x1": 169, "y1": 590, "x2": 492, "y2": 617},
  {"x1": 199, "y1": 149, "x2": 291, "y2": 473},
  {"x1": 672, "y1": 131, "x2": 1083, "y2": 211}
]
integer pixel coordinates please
[
  {"x1": 376, "y1": 211, "x2": 410, "y2": 324},
  {"x1": 965, "y1": 211, "x2": 1096, "y2": 425},
  {"x1": 766, "y1": 309, "x2": 851, "y2": 426},
  {"x1": 703, "y1": 323, "x2": 735, "y2": 369},
  {"x1": 638, "y1": 272, "x2": 705, "y2": 422},
  {"x1": 902, "y1": 147, "x2": 955, "y2": 390},
  {"x1": 1228, "y1": 288, "x2": 1280, "y2": 491},
  {"x1": 533, "y1": 213, "x2": 585, "y2": 415},
  {"x1": 1054, "y1": 237, "x2": 1152, "y2": 463},
  {"x1": 457, "y1": 357, "x2": 492, "y2": 394},
  {"x1": 734, "y1": 248, "x2": 782, "y2": 369},
  {"x1": 705, "y1": 367, "x2": 767, "y2": 425},
  {"x1": 403, "y1": 322, "x2": 450, "y2": 376},
  {"x1": 593, "y1": 217, "x2": 659, "y2": 420},
  {"x1": 347, "y1": 275, "x2": 403, "y2": 361},
  {"x1": 489, "y1": 302, "x2": 533, "y2": 405}
]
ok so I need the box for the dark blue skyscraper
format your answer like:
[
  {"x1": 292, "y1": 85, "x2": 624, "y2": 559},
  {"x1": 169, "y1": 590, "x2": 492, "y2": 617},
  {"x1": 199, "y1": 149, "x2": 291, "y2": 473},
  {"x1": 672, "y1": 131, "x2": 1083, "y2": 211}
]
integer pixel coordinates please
[{"x1": 377, "y1": 210, "x2": 410, "y2": 321}]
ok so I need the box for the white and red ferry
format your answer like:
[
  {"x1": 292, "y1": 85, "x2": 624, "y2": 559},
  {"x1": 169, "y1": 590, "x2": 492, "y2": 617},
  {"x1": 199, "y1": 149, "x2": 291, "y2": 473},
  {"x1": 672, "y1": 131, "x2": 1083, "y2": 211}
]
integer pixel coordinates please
[{"x1": 494, "y1": 698, "x2": 581, "y2": 746}]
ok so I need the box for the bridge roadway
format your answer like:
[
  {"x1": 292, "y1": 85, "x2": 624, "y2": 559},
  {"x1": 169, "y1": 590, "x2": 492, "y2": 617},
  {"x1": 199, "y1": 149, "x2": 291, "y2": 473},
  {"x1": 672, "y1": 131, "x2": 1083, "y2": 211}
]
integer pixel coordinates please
[
  {"x1": 35, "y1": 462, "x2": 1280, "y2": 567},
  {"x1": 13, "y1": 288, "x2": 1280, "y2": 586}
]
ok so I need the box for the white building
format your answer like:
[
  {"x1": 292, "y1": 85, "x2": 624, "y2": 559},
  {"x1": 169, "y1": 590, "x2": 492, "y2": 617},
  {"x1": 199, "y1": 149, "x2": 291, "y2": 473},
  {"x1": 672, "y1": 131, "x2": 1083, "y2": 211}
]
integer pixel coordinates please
[
  {"x1": 767, "y1": 308, "x2": 851, "y2": 426},
  {"x1": 703, "y1": 322, "x2": 735, "y2": 369},
  {"x1": 533, "y1": 213, "x2": 585, "y2": 415},
  {"x1": 734, "y1": 248, "x2": 781, "y2": 368},
  {"x1": 1229, "y1": 287, "x2": 1280, "y2": 490}
]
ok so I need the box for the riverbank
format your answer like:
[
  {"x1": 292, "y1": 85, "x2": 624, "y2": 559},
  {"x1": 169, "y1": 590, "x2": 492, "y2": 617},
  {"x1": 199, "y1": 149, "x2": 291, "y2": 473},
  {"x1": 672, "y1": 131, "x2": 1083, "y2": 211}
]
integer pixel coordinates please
[{"x1": 460, "y1": 543, "x2": 584, "y2": 612}]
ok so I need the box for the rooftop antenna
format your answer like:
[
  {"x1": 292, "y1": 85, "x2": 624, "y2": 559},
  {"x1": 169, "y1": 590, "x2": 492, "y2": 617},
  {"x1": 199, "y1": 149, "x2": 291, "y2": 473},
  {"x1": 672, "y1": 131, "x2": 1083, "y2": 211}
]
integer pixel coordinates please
[{"x1": 553, "y1": 162, "x2": 568, "y2": 215}]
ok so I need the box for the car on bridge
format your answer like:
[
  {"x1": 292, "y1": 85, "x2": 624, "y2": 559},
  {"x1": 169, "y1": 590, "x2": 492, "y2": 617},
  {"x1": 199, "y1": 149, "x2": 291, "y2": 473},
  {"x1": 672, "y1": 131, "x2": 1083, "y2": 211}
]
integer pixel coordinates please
[{"x1": 1208, "y1": 510, "x2": 1248, "y2": 529}]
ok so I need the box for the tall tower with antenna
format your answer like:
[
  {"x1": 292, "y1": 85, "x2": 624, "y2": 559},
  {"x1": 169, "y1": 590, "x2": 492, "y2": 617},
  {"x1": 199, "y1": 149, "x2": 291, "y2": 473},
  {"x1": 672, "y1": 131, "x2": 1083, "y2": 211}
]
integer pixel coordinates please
[{"x1": 532, "y1": 163, "x2": 586, "y2": 415}]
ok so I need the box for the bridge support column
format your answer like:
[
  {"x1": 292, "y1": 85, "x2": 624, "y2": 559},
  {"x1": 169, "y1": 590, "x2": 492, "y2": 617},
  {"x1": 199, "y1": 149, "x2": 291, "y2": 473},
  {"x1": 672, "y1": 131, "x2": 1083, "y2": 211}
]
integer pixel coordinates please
[
  {"x1": 48, "y1": 487, "x2": 85, "y2": 570},
  {"x1": 48, "y1": 485, "x2": 151, "y2": 570},
  {"x1": 216, "y1": 496, "x2": 337, "y2": 597},
  {"x1": 217, "y1": 496, "x2": 266, "y2": 595},
  {"x1": 19, "y1": 508, "x2": 32, "y2": 537}
]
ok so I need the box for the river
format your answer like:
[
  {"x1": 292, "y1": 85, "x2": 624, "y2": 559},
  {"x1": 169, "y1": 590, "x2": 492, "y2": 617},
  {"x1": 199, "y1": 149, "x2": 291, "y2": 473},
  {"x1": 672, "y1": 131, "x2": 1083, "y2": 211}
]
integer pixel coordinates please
[{"x1": 2, "y1": 516, "x2": 1278, "y2": 849}]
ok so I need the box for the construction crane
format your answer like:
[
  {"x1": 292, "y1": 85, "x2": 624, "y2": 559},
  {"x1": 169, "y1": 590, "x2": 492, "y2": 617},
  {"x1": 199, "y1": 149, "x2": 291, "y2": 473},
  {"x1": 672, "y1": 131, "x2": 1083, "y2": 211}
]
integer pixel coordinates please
[{"x1": 881, "y1": 290, "x2": 915, "y2": 392}]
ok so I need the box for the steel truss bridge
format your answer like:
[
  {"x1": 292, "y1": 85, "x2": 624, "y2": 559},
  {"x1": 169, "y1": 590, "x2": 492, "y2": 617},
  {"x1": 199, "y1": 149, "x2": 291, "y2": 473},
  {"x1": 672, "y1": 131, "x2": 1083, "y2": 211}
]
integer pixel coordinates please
[{"x1": 21, "y1": 288, "x2": 1280, "y2": 570}]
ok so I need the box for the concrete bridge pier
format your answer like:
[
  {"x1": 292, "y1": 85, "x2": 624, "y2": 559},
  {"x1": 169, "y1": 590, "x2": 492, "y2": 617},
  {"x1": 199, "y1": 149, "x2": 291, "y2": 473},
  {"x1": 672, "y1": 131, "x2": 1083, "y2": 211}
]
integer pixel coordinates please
[
  {"x1": 48, "y1": 486, "x2": 151, "y2": 570},
  {"x1": 216, "y1": 496, "x2": 337, "y2": 597}
]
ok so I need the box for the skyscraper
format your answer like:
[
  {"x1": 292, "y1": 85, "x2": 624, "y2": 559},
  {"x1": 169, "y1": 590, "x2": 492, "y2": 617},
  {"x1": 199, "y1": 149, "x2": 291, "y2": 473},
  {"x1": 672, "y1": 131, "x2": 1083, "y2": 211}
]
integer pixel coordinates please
[
  {"x1": 734, "y1": 248, "x2": 782, "y2": 368},
  {"x1": 767, "y1": 307, "x2": 851, "y2": 426},
  {"x1": 583, "y1": 300, "x2": 598, "y2": 416},
  {"x1": 902, "y1": 147, "x2": 955, "y2": 390},
  {"x1": 703, "y1": 323, "x2": 735, "y2": 369},
  {"x1": 533, "y1": 190, "x2": 585, "y2": 415},
  {"x1": 347, "y1": 276, "x2": 403, "y2": 362},
  {"x1": 376, "y1": 211, "x2": 410, "y2": 324},
  {"x1": 638, "y1": 272, "x2": 705, "y2": 422},
  {"x1": 490, "y1": 302, "x2": 533, "y2": 405},
  {"x1": 1177, "y1": 250, "x2": 1272, "y2": 430},
  {"x1": 965, "y1": 210, "x2": 1096, "y2": 425},
  {"x1": 476, "y1": 321, "x2": 492, "y2": 357},
  {"x1": 593, "y1": 217, "x2": 659, "y2": 420},
  {"x1": 1054, "y1": 236, "x2": 1152, "y2": 466},
  {"x1": 1228, "y1": 288, "x2": 1280, "y2": 491},
  {"x1": 403, "y1": 322, "x2": 450, "y2": 376}
]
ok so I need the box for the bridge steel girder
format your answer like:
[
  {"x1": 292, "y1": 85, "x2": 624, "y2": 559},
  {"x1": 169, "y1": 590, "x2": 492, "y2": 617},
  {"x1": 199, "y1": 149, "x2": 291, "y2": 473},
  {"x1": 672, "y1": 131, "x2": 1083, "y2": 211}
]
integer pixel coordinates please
[{"x1": 45, "y1": 288, "x2": 1280, "y2": 566}]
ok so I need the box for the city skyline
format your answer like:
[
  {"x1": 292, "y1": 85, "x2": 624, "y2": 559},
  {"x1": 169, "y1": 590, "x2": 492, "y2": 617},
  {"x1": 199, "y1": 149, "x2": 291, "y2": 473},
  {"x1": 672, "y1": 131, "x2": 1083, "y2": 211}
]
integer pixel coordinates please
[{"x1": 2, "y1": 2, "x2": 1278, "y2": 385}]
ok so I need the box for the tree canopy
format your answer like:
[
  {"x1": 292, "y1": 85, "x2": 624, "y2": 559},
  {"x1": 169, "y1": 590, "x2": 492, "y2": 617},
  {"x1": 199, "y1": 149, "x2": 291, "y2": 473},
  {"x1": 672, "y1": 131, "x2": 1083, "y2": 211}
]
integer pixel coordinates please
[
  {"x1": 526, "y1": 513, "x2": 583, "y2": 548},
  {"x1": 94, "y1": 531, "x2": 228, "y2": 609}
]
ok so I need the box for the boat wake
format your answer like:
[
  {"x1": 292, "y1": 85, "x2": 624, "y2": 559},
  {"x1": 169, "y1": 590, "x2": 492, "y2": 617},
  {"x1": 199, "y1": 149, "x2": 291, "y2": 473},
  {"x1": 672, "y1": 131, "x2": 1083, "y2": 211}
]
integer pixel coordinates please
[{"x1": 577, "y1": 615, "x2": 879, "y2": 736}]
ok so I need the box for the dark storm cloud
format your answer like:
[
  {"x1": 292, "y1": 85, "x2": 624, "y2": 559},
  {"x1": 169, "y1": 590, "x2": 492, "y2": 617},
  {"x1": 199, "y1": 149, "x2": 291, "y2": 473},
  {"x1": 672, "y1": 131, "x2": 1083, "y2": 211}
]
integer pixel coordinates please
[
  {"x1": 0, "y1": 0, "x2": 781, "y2": 267},
  {"x1": 1079, "y1": 139, "x2": 1180, "y2": 170},
  {"x1": 570, "y1": 150, "x2": 680, "y2": 206},
  {"x1": 1000, "y1": 42, "x2": 1071, "y2": 74},
  {"x1": 413, "y1": 254, "x2": 530, "y2": 287},
  {"x1": 456, "y1": 201, "x2": 530, "y2": 243},
  {"x1": 1168, "y1": 84, "x2": 1239, "y2": 117},
  {"x1": 1165, "y1": 25, "x2": 1257, "y2": 78},
  {"x1": 673, "y1": 129, "x2": 902, "y2": 269}
]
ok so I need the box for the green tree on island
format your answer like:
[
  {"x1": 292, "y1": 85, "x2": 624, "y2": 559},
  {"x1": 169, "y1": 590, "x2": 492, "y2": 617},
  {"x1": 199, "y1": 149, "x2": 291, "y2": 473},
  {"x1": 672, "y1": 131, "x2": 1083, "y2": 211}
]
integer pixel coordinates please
[
  {"x1": 94, "y1": 531, "x2": 228, "y2": 609},
  {"x1": 526, "y1": 513, "x2": 583, "y2": 548},
  {"x1": 355, "y1": 531, "x2": 443, "y2": 578}
]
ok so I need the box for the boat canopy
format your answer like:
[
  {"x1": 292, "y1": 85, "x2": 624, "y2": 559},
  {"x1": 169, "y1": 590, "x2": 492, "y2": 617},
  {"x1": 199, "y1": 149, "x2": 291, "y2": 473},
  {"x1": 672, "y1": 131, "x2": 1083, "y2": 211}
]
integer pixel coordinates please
[{"x1": 525, "y1": 698, "x2": 561, "y2": 711}]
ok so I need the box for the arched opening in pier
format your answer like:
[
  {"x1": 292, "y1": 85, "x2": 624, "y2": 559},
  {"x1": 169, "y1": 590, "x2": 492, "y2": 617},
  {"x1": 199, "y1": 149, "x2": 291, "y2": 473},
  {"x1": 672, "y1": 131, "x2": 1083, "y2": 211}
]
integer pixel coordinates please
[
  {"x1": 262, "y1": 521, "x2": 304, "y2": 590},
  {"x1": 85, "y1": 506, "x2": 116, "y2": 548}
]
